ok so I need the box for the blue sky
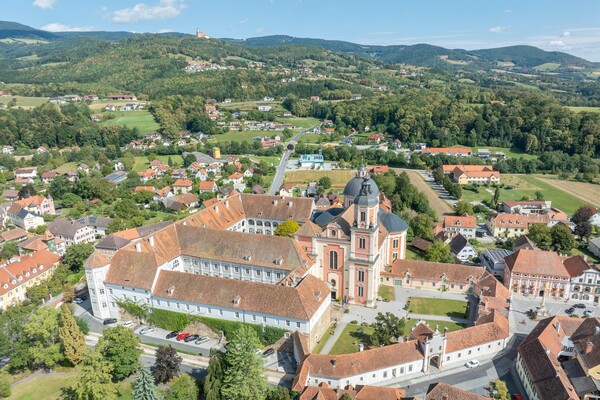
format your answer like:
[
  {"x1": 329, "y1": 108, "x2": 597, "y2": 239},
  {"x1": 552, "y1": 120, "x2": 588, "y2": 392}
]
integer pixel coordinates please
[{"x1": 5, "y1": 0, "x2": 600, "y2": 61}]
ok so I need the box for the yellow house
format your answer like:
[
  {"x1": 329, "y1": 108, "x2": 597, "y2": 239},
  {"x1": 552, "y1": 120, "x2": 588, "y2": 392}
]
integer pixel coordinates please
[{"x1": 0, "y1": 249, "x2": 61, "y2": 309}]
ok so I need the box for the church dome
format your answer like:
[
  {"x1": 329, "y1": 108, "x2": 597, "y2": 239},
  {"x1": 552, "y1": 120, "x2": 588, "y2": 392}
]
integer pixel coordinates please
[
  {"x1": 378, "y1": 210, "x2": 408, "y2": 233},
  {"x1": 343, "y1": 166, "x2": 380, "y2": 199},
  {"x1": 354, "y1": 176, "x2": 380, "y2": 207}
]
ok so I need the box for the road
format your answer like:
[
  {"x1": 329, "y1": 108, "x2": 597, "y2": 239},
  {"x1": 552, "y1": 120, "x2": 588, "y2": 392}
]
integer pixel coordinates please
[{"x1": 267, "y1": 128, "x2": 313, "y2": 195}]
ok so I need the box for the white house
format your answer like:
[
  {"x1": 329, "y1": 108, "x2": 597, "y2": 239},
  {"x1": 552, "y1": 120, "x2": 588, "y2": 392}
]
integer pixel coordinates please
[{"x1": 590, "y1": 237, "x2": 600, "y2": 258}]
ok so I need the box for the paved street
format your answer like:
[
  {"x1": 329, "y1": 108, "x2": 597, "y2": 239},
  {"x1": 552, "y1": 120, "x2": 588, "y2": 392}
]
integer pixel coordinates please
[{"x1": 267, "y1": 128, "x2": 313, "y2": 195}]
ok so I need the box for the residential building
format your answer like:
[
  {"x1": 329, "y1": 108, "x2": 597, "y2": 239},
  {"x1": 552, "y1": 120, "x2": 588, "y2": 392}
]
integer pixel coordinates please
[
  {"x1": 17, "y1": 230, "x2": 66, "y2": 256},
  {"x1": 0, "y1": 250, "x2": 61, "y2": 309},
  {"x1": 198, "y1": 181, "x2": 217, "y2": 193},
  {"x1": 106, "y1": 94, "x2": 137, "y2": 101},
  {"x1": 14, "y1": 195, "x2": 55, "y2": 216},
  {"x1": 41, "y1": 171, "x2": 58, "y2": 184},
  {"x1": 0, "y1": 228, "x2": 28, "y2": 244},
  {"x1": 449, "y1": 234, "x2": 477, "y2": 263},
  {"x1": 48, "y1": 219, "x2": 96, "y2": 247},
  {"x1": 77, "y1": 216, "x2": 112, "y2": 237},
  {"x1": 443, "y1": 214, "x2": 477, "y2": 239},
  {"x1": 443, "y1": 165, "x2": 500, "y2": 185},
  {"x1": 503, "y1": 249, "x2": 572, "y2": 299},
  {"x1": 423, "y1": 148, "x2": 472, "y2": 157},
  {"x1": 565, "y1": 256, "x2": 600, "y2": 304},
  {"x1": 501, "y1": 200, "x2": 552, "y2": 214},
  {"x1": 298, "y1": 383, "x2": 408, "y2": 400},
  {"x1": 487, "y1": 213, "x2": 549, "y2": 238},
  {"x1": 173, "y1": 179, "x2": 193, "y2": 194},
  {"x1": 298, "y1": 154, "x2": 325, "y2": 168},
  {"x1": 257, "y1": 104, "x2": 272, "y2": 112},
  {"x1": 8, "y1": 205, "x2": 44, "y2": 231},
  {"x1": 105, "y1": 171, "x2": 128, "y2": 185},
  {"x1": 426, "y1": 383, "x2": 492, "y2": 400},
  {"x1": 14, "y1": 168, "x2": 37, "y2": 179},
  {"x1": 590, "y1": 211, "x2": 600, "y2": 227},
  {"x1": 1, "y1": 190, "x2": 19, "y2": 201},
  {"x1": 2, "y1": 146, "x2": 14, "y2": 155},
  {"x1": 162, "y1": 193, "x2": 199, "y2": 211}
]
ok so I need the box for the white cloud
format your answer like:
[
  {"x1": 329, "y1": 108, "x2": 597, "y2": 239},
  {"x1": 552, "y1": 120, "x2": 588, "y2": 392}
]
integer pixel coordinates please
[
  {"x1": 561, "y1": 31, "x2": 571, "y2": 37},
  {"x1": 489, "y1": 26, "x2": 509, "y2": 34},
  {"x1": 41, "y1": 23, "x2": 93, "y2": 32},
  {"x1": 157, "y1": 29, "x2": 173, "y2": 33},
  {"x1": 33, "y1": 0, "x2": 56, "y2": 9},
  {"x1": 112, "y1": 0, "x2": 186, "y2": 24},
  {"x1": 256, "y1": 27, "x2": 264, "y2": 34},
  {"x1": 550, "y1": 40, "x2": 565, "y2": 46}
]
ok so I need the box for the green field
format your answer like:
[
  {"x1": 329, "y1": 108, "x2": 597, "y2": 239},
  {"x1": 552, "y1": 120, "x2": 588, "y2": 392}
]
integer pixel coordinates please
[
  {"x1": 286, "y1": 117, "x2": 320, "y2": 129},
  {"x1": 9, "y1": 374, "x2": 133, "y2": 400},
  {"x1": 0, "y1": 95, "x2": 49, "y2": 108},
  {"x1": 100, "y1": 110, "x2": 160, "y2": 133},
  {"x1": 55, "y1": 162, "x2": 78, "y2": 174},
  {"x1": 313, "y1": 325, "x2": 336, "y2": 354},
  {"x1": 378, "y1": 285, "x2": 396, "y2": 301},
  {"x1": 518, "y1": 175, "x2": 589, "y2": 214},
  {"x1": 534, "y1": 62, "x2": 561, "y2": 71},
  {"x1": 408, "y1": 297, "x2": 468, "y2": 319},
  {"x1": 567, "y1": 106, "x2": 600, "y2": 113},
  {"x1": 299, "y1": 134, "x2": 326, "y2": 144},
  {"x1": 209, "y1": 130, "x2": 276, "y2": 144},
  {"x1": 473, "y1": 146, "x2": 538, "y2": 160}
]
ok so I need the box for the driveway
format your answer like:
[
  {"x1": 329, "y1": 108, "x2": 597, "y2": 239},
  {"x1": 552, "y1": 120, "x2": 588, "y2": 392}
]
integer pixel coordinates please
[{"x1": 267, "y1": 128, "x2": 313, "y2": 195}]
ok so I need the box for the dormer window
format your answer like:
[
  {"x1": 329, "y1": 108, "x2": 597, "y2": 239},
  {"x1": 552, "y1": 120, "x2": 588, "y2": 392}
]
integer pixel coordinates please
[
  {"x1": 2, "y1": 284, "x2": 7, "y2": 289},
  {"x1": 166, "y1": 286, "x2": 175, "y2": 296},
  {"x1": 331, "y1": 230, "x2": 336, "y2": 237},
  {"x1": 33, "y1": 269, "x2": 37, "y2": 273},
  {"x1": 11, "y1": 280, "x2": 16, "y2": 284},
  {"x1": 25, "y1": 272, "x2": 30, "y2": 277},
  {"x1": 233, "y1": 295, "x2": 241, "y2": 306}
]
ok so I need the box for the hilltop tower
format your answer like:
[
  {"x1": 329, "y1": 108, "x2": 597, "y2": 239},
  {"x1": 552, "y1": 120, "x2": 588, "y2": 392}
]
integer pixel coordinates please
[{"x1": 195, "y1": 28, "x2": 210, "y2": 39}]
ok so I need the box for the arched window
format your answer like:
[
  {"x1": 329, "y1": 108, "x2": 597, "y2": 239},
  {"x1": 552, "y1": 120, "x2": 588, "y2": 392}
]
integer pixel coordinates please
[
  {"x1": 248, "y1": 219, "x2": 255, "y2": 225},
  {"x1": 256, "y1": 221, "x2": 263, "y2": 226},
  {"x1": 585, "y1": 287, "x2": 592, "y2": 293},
  {"x1": 265, "y1": 221, "x2": 271, "y2": 227},
  {"x1": 330, "y1": 279, "x2": 337, "y2": 287},
  {"x1": 574, "y1": 286, "x2": 581, "y2": 292},
  {"x1": 583, "y1": 295, "x2": 590, "y2": 300},
  {"x1": 329, "y1": 251, "x2": 338, "y2": 270}
]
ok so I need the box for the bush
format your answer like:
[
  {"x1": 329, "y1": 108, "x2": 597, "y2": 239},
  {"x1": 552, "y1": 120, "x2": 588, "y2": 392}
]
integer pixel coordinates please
[
  {"x1": 148, "y1": 309, "x2": 190, "y2": 331},
  {"x1": 350, "y1": 320, "x2": 358, "y2": 324},
  {"x1": 75, "y1": 316, "x2": 90, "y2": 335},
  {"x1": 0, "y1": 374, "x2": 10, "y2": 398}
]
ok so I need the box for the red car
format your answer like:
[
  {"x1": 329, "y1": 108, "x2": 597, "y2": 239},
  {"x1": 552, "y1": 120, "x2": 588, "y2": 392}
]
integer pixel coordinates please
[
  {"x1": 512, "y1": 394, "x2": 523, "y2": 400},
  {"x1": 176, "y1": 333, "x2": 190, "y2": 341}
]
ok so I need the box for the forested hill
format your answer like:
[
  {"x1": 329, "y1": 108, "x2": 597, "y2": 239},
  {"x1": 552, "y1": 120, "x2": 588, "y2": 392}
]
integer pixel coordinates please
[
  {"x1": 0, "y1": 21, "x2": 57, "y2": 41},
  {"x1": 234, "y1": 35, "x2": 597, "y2": 70}
]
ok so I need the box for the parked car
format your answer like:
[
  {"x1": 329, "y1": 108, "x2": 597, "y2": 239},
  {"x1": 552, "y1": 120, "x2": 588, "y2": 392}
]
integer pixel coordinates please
[
  {"x1": 73, "y1": 297, "x2": 84, "y2": 304},
  {"x1": 255, "y1": 348, "x2": 262, "y2": 355},
  {"x1": 122, "y1": 321, "x2": 134, "y2": 328},
  {"x1": 512, "y1": 394, "x2": 523, "y2": 400},
  {"x1": 262, "y1": 348, "x2": 275, "y2": 358},
  {"x1": 465, "y1": 360, "x2": 480, "y2": 368},
  {"x1": 195, "y1": 336, "x2": 209, "y2": 345},
  {"x1": 184, "y1": 334, "x2": 199, "y2": 343},
  {"x1": 584, "y1": 310, "x2": 593, "y2": 316},
  {"x1": 177, "y1": 333, "x2": 191, "y2": 341},
  {"x1": 574, "y1": 303, "x2": 586, "y2": 309},
  {"x1": 565, "y1": 308, "x2": 575, "y2": 315},
  {"x1": 139, "y1": 326, "x2": 155, "y2": 335},
  {"x1": 166, "y1": 331, "x2": 179, "y2": 339},
  {"x1": 103, "y1": 318, "x2": 117, "y2": 325}
]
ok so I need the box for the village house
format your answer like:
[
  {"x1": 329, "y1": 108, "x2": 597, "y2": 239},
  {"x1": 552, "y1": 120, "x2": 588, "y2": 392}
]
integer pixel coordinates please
[
  {"x1": 7, "y1": 204, "x2": 45, "y2": 231},
  {"x1": 449, "y1": 234, "x2": 477, "y2": 263},
  {"x1": 423, "y1": 148, "x2": 472, "y2": 157},
  {"x1": 17, "y1": 230, "x2": 66, "y2": 256},
  {"x1": 0, "y1": 250, "x2": 61, "y2": 309},
  {"x1": 1, "y1": 146, "x2": 14, "y2": 155},
  {"x1": 173, "y1": 179, "x2": 193, "y2": 194},
  {"x1": 257, "y1": 104, "x2": 272, "y2": 112},
  {"x1": 106, "y1": 94, "x2": 137, "y2": 101},
  {"x1": 501, "y1": 200, "x2": 552, "y2": 214},
  {"x1": 14, "y1": 195, "x2": 56, "y2": 216},
  {"x1": 41, "y1": 171, "x2": 58, "y2": 184},
  {"x1": 138, "y1": 169, "x2": 156, "y2": 183},
  {"x1": 48, "y1": 219, "x2": 96, "y2": 247},
  {"x1": 442, "y1": 214, "x2": 477, "y2": 239},
  {"x1": 487, "y1": 213, "x2": 549, "y2": 238},
  {"x1": 15, "y1": 168, "x2": 37, "y2": 179},
  {"x1": 198, "y1": 181, "x2": 217, "y2": 193}
]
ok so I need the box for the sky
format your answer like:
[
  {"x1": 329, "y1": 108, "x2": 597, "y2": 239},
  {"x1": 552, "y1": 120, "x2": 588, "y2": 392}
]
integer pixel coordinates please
[{"x1": 4, "y1": 0, "x2": 600, "y2": 61}]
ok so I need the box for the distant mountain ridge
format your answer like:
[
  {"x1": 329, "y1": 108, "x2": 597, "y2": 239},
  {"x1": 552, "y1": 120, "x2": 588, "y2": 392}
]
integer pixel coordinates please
[{"x1": 0, "y1": 21, "x2": 596, "y2": 71}]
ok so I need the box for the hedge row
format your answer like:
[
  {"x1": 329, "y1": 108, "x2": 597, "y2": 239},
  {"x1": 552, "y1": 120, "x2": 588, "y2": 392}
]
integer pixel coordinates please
[{"x1": 148, "y1": 309, "x2": 288, "y2": 346}]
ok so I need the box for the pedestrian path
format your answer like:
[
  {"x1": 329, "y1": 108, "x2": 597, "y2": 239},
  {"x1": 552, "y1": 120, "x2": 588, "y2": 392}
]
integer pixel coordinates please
[
  {"x1": 407, "y1": 313, "x2": 471, "y2": 325},
  {"x1": 319, "y1": 321, "x2": 348, "y2": 354}
]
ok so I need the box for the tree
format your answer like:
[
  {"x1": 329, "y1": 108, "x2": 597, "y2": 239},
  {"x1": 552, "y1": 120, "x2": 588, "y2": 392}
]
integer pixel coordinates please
[
  {"x1": 317, "y1": 176, "x2": 332, "y2": 190},
  {"x1": 18, "y1": 184, "x2": 36, "y2": 199},
  {"x1": 154, "y1": 345, "x2": 182, "y2": 384},
  {"x1": 371, "y1": 312, "x2": 405, "y2": 346},
  {"x1": 573, "y1": 205, "x2": 596, "y2": 240},
  {"x1": 492, "y1": 186, "x2": 500, "y2": 207},
  {"x1": 274, "y1": 219, "x2": 300, "y2": 238},
  {"x1": 425, "y1": 241, "x2": 453, "y2": 263},
  {"x1": 221, "y1": 325, "x2": 267, "y2": 400},
  {"x1": 453, "y1": 200, "x2": 473, "y2": 216},
  {"x1": 63, "y1": 283, "x2": 75, "y2": 303},
  {"x1": 339, "y1": 394, "x2": 353, "y2": 400},
  {"x1": 265, "y1": 387, "x2": 292, "y2": 400},
  {"x1": 204, "y1": 349, "x2": 224, "y2": 400},
  {"x1": 535, "y1": 191, "x2": 544, "y2": 201},
  {"x1": 166, "y1": 374, "x2": 199, "y2": 400},
  {"x1": 112, "y1": 198, "x2": 140, "y2": 219},
  {"x1": 0, "y1": 241, "x2": 19, "y2": 260},
  {"x1": 63, "y1": 243, "x2": 95, "y2": 272},
  {"x1": 68, "y1": 350, "x2": 117, "y2": 400},
  {"x1": 133, "y1": 367, "x2": 163, "y2": 400},
  {"x1": 409, "y1": 214, "x2": 434, "y2": 241},
  {"x1": 49, "y1": 176, "x2": 72, "y2": 199},
  {"x1": 97, "y1": 326, "x2": 142, "y2": 380},
  {"x1": 527, "y1": 224, "x2": 552, "y2": 250},
  {"x1": 551, "y1": 224, "x2": 575, "y2": 254},
  {"x1": 23, "y1": 306, "x2": 63, "y2": 369},
  {"x1": 0, "y1": 373, "x2": 10, "y2": 398},
  {"x1": 59, "y1": 304, "x2": 85, "y2": 365}
]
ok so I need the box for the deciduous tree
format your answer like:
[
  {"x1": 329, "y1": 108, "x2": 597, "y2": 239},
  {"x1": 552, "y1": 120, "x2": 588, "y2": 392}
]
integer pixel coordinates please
[
  {"x1": 409, "y1": 214, "x2": 434, "y2": 241},
  {"x1": 97, "y1": 326, "x2": 142, "y2": 380},
  {"x1": 371, "y1": 312, "x2": 405, "y2": 345},
  {"x1": 551, "y1": 224, "x2": 575, "y2": 254},
  {"x1": 63, "y1": 243, "x2": 95, "y2": 272},
  {"x1": 154, "y1": 345, "x2": 182, "y2": 384},
  {"x1": 165, "y1": 374, "x2": 199, "y2": 400},
  {"x1": 425, "y1": 240, "x2": 453, "y2": 263},
  {"x1": 69, "y1": 350, "x2": 117, "y2": 400},
  {"x1": 527, "y1": 224, "x2": 552, "y2": 250},
  {"x1": 274, "y1": 219, "x2": 300, "y2": 238},
  {"x1": 23, "y1": 306, "x2": 63, "y2": 369}
]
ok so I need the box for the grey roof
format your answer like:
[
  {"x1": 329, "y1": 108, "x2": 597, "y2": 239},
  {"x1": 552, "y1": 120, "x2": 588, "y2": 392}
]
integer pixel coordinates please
[
  {"x1": 135, "y1": 221, "x2": 173, "y2": 238},
  {"x1": 16, "y1": 208, "x2": 38, "y2": 220},
  {"x1": 353, "y1": 177, "x2": 379, "y2": 207},
  {"x1": 78, "y1": 215, "x2": 112, "y2": 229},
  {"x1": 378, "y1": 210, "x2": 408, "y2": 233},
  {"x1": 312, "y1": 208, "x2": 345, "y2": 226},
  {"x1": 449, "y1": 233, "x2": 471, "y2": 255},
  {"x1": 48, "y1": 219, "x2": 89, "y2": 238},
  {"x1": 182, "y1": 151, "x2": 226, "y2": 165},
  {"x1": 590, "y1": 237, "x2": 600, "y2": 246},
  {"x1": 562, "y1": 359, "x2": 600, "y2": 397},
  {"x1": 96, "y1": 234, "x2": 131, "y2": 250},
  {"x1": 481, "y1": 248, "x2": 512, "y2": 263}
]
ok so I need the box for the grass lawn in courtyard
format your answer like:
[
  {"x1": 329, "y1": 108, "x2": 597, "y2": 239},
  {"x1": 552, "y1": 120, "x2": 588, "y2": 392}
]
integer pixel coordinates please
[
  {"x1": 405, "y1": 248, "x2": 425, "y2": 261},
  {"x1": 378, "y1": 285, "x2": 395, "y2": 302},
  {"x1": 404, "y1": 318, "x2": 466, "y2": 334},
  {"x1": 100, "y1": 110, "x2": 159, "y2": 134},
  {"x1": 313, "y1": 325, "x2": 336, "y2": 354},
  {"x1": 329, "y1": 323, "x2": 374, "y2": 355},
  {"x1": 408, "y1": 297, "x2": 468, "y2": 319},
  {"x1": 8, "y1": 374, "x2": 133, "y2": 400}
]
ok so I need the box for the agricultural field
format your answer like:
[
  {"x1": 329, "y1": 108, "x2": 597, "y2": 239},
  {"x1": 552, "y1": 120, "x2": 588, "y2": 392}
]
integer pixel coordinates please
[
  {"x1": 285, "y1": 170, "x2": 355, "y2": 190},
  {"x1": 285, "y1": 117, "x2": 320, "y2": 129},
  {"x1": 0, "y1": 95, "x2": 49, "y2": 108},
  {"x1": 567, "y1": 106, "x2": 600, "y2": 113},
  {"x1": 133, "y1": 155, "x2": 184, "y2": 172},
  {"x1": 534, "y1": 62, "x2": 561, "y2": 71},
  {"x1": 527, "y1": 176, "x2": 600, "y2": 209},
  {"x1": 400, "y1": 169, "x2": 453, "y2": 218},
  {"x1": 9, "y1": 374, "x2": 133, "y2": 400},
  {"x1": 208, "y1": 130, "x2": 271, "y2": 144},
  {"x1": 472, "y1": 146, "x2": 538, "y2": 160},
  {"x1": 99, "y1": 110, "x2": 160, "y2": 133}
]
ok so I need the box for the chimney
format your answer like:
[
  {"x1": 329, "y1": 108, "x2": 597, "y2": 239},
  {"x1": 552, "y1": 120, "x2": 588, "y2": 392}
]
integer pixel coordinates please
[
  {"x1": 595, "y1": 326, "x2": 600, "y2": 336},
  {"x1": 215, "y1": 205, "x2": 219, "y2": 213},
  {"x1": 586, "y1": 342, "x2": 594, "y2": 354},
  {"x1": 149, "y1": 236, "x2": 155, "y2": 247},
  {"x1": 273, "y1": 199, "x2": 278, "y2": 206},
  {"x1": 288, "y1": 201, "x2": 293, "y2": 207},
  {"x1": 331, "y1": 358, "x2": 336, "y2": 367},
  {"x1": 135, "y1": 242, "x2": 141, "y2": 252},
  {"x1": 556, "y1": 321, "x2": 561, "y2": 334},
  {"x1": 443, "y1": 327, "x2": 448, "y2": 336},
  {"x1": 225, "y1": 199, "x2": 229, "y2": 208}
]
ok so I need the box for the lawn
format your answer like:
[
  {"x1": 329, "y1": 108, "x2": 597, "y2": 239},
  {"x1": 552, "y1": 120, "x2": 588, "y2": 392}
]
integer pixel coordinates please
[
  {"x1": 8, "y1": 374, "x2": 132, "y2": 400},
  {"x1": 313, "y1": 325, "x2": 336, "y2": 354},
  {"x1": 285, "y1": 170, "x2": 355, "y2": 190},
  {"x1": 286, "y1": 117, "x2": 320, "y2": 129},
  {"x1": 378, "y1": 285, "x2": 396, "y2": 301},
  {"x1": 299, "y1": 134, "x2": 327, "y2": 144},
  {"x1": 55, "y1": 162, "x2": 77, "y2": 174},
  {"x1": 472, "y1": 146, "x2": 538, "y2": 160},
  {"x1": 0, "y1": 95, "x2": 49, "y2": 108},
  {"x1": 100, "y1": 110, "x2": 160, "y2": 134},
  {"x1": 518, "y1": 175, "x2": 589, "y2": 214},
  {"x1": 329, "y1": 323, "x2": 374, "y2": 355},
  {"x1": 133, "y1": 155, "x2": 183, "y2": 172},
  {"x1": 208, "y1": 130, "x2": 269, "y2": 144},
  {"x1": 405, "y1": 248, "x2": 425, "y2": 261},
  {"x1": 567, "y1": 106, "x2": 600, "y2": 113},
  {"x1": 408, "y1": 297, "x2": 468, "y2": 319}
]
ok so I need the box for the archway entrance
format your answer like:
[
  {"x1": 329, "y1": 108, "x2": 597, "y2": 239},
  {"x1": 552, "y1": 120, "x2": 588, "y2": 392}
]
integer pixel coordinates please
[
  {"x1": 429, "y1": 355, "x2": 440, "y2": 370},
  {"x1": 539, "y1": 290, "x2": 545, "y2": 297}
]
